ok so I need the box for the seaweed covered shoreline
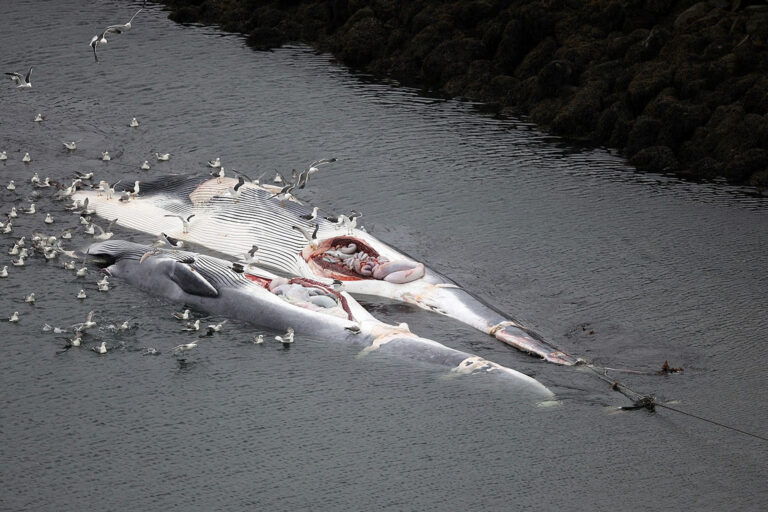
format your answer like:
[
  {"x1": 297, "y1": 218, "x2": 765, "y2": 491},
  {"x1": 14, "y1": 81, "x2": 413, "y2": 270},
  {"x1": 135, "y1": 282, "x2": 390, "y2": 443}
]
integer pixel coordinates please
[{"x1": 158, "y1": 0, "x2": 768, "y2": 188}]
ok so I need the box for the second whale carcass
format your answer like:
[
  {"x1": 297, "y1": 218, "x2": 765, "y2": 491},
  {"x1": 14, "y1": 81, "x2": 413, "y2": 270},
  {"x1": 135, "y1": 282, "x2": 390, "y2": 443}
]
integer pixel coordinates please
[
  {"x1": 72, "y1": 175, "x2": 577, "y2": 366},
  {"x1": 86, "y1": 240, "x2": 554, "y2": 397}
]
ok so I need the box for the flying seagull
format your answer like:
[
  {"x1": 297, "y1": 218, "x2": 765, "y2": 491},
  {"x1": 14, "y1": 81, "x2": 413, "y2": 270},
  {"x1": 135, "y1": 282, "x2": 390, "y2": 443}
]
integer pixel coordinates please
[{"x1": 6, "y1": 67, "x2": 32, "y2": 89}]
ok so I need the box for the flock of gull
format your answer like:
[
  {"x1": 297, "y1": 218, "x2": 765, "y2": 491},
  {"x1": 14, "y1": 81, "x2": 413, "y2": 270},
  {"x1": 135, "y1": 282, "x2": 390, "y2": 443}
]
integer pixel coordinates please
[{"x1": 1, "y1": 4, "x2": 322, "y2": 361}]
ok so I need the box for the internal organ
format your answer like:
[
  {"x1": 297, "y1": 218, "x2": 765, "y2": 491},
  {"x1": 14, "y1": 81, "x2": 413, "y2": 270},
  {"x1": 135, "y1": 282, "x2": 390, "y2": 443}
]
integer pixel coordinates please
[
  {"x1": 267, "y1": 276, "x2": 352, "y2": 319},
  {"x1": 312, "y1": 238, "x2": 425, "y2": 284}
]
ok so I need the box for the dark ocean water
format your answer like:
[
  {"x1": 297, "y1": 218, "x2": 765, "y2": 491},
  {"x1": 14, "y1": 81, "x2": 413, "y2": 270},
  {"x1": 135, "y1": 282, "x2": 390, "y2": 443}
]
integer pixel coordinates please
[{"x1": 1, "y1": 1, "x2": 766, "y2": 510}]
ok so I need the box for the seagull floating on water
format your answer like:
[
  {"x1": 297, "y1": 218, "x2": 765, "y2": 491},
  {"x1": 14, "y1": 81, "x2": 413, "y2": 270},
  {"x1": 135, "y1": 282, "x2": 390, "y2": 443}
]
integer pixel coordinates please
[
  {"x1": 173, "y1": 308, "x2": 191, "y2": 321},
  {"x1": 6, "y1": 67, "x2": 32, "y2": 89},
  {"x1": 182, "y1": 319, "x2": 200, "y2": 332},
  {"x1": 22, "y1": 152, "x2": 31, "y2": 163},
  {"x1": 12, "y1": 255, "x2": 25, "y2": 266},
  {"x1": 129, "y1": 117, "x2": 139, "y2": 127},
  {"x1": 102, "y1": 151, "x2": 111, "y2": 161},
  {"x1": 34, "y1": 113, "x2": 44, "y2": 122},
  {"x1": 140, "y1": 160, "x2": 150, "y2": 170},
  {"x1": 156, "y1": 152, "x2": 170, "y2": 161},
  {"x1": 77, "y1": 289, "x2": 87, "y2": 299},
  {"x1": 63, "y1": 141, "x2": 79, "y2": 151},
  {"x1": 173, "y1": 340, "x2": 198, "y2": 352},
  {"x1": 205, "y1": 320, "x2": 227, "y2": 335},
  {"x1": 6, "y1": 180, "x2": 14, "y2": 191},
  {"x1": 44, "y1": 214, "x2": 54, "y2": 224},
  {"x1": 9, "y1": 311, "x2": 20, "y2": 323},
  {"x1": 275, "y1": 327, "x2": 295, "y2": 348},
  {"x1": 0, "y1": 151, "x2": 6, "y2": 161},
  {"x1": 91, "y1": 341, "x2": 108, "y2": 354},
  {"x1": 253, "y1": 334, "x2": 264, "y2": 344},
  {"x1": 0, "y1": 266, "x2": 7, "y2": 277},
  {"x1": 24, "y1": 293, "x2": 35, "y2": 304}
]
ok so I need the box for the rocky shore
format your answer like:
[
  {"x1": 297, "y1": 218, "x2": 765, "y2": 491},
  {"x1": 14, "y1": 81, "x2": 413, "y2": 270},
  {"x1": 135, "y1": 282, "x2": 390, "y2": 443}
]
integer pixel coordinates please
[{"x1": 159, "y1": 0, "x2": 768, "y2": 188}]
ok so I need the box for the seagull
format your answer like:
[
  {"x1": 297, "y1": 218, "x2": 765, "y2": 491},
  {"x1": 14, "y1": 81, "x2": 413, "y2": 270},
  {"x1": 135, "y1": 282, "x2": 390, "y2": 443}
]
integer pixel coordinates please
[
  {"x1": 22, "y1": 152, "x2": 31, "y2": 162},
  {"x1": 84, "y1": 223, "x2": 95, "y2": 235},
  {"x1": 91, "y1": 341, "x2": 108, "y2": 354},
  {"x1": 296, "y1": 158, "x2": 336, "y2": 189},
  {"x1": 205, "y1": 320, "x2": 227, "y2": 335},
  {"x1": 299, "y1": 206, "x2": 319, "y2": 221},
  {"x1": 8, "y1": 311, "x2": 20, "y2": 323},
  {"x1": 102, "y1": 151, "x2": 111, "y2": 161},
  {"x1": 44, "y1": 214, "x2": 54, "y2": 224},
  {"x1": 292, "y1": 223, "x2": 319, "y2": 249},
  {"x1": 212, "y1": 167, "x2": 225, "y2": 183},
  {"x1": 77, "y1": 289, "x2": 87, "y2": 299},
  {"x1": 30, "y1": 173, "x2": 40, "y2": 184},
  {"x1": 6, "y1": 67, "x2": 32, "y2": 89},
  {"x1": 34, "y1": 113, "x2": 44, "y2": 122},
  {"x1": 89, "y1": 9, "x2": 143, "y2": 63},
  {"x1": 182, "y1": 319, "x2": 200, "y2": 332},
  {"x1": 63, "y1": 141, "x2": 79, "y2": 151},
  {"x1": 89, "y1": 31, "x2": 108, "y2": 62},
  {"x1": 131, "y1": 180, "x2": 140, "y2": 197},
  {"x1": 253, "y1": 334, "x2": 264, "y2": 344},
  {"x1": 92, "y1": 218, "x2": 118, "y2": 241},
  {"x1": 11, "y1": 255, "x2": 25, "y2": 267},
  {"x1": 164, "y1": 214, "x2": 195, "y2": 233},
  {"x1": 106, "y1": 8, "x2": 143, "y2": 34},
  {"x1": 172, "y1": 308, "x2": 191, "y2": 321},
  {"x1": 0, "y1": 266, "x2": 7, "y2": 277},
  {"x1": 129, "y1": 117, "x2": 139, "y2": 127},
  {"x1": 3, "y1": 222, "x2": 12, "y2": 234},
  {"x1": 63, "y1": 260, "x2": 76, "y2": 270},
  {"x1": 275, "y1": 327, "x2": 294, "y2": 348},
  {"x1": 227, "y1": 176, "x2": 245, "y2": 202},
  {"x1": 160, "y1": 232, "x2": 184, "y2": 248},
  {"x1": 173, "y1": 340, "x2": 198, "y2": 352},
  {"x1": 0, "y1": 151, "x2": 6, "y2": 161},
  {"x1": 156, "y1": 153, "x2": 170, "y2": 161},
  {"x1": 71, "y1": 310, "x2": 96, "y2": 331},
  {"x1": 57, "y1": 331, "x2": 83, "y2": 350},
  {"x1": 43, "y1": 323, "x2": 69, "y2": 334},
  {"x1": 9, "y1": 207, "x2": 18, "y2": 218},
  {"x1": 24, "y1": 292, "x2": 35, "y2": 304},
  {"x1": 8, "y1": 244, "x2": 19, "y2": 255},
  {"x1": 6, "y1": 180, "x2": 14, "y2": 191},
  {"x1": 76, "y1": 264, "x2": 88, "y2": 277},
  {"x1": 140, "y1": 160, "x2": 150, "y2": 170},
  {"x1": 243, "y1": 245, "x2": 259, "y2": 267},
  {"x1": 74, "y1": 171, "x2": 92, "y2": 181},
  {"x1": 34, "y1": 177, "x2": 51, "y2": 188},
  {"x1": 269, "y1": 183, "x2": 296, "y2": 206},
  {"x1": 207, "y1": 157, "x2": 221, "y2": 168},
  {"x1": 273, "y1": 171, "x2": 283, "y2": 183},
  {"x1": 97, "y1": 275, "x2": 109, "y2": 292}
]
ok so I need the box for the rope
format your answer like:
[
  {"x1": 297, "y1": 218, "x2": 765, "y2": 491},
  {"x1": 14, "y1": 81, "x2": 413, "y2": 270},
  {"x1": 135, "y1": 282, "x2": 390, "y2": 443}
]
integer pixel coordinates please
[{"x1": 583, "y1": 364, "x2": 768, "y2": 443}]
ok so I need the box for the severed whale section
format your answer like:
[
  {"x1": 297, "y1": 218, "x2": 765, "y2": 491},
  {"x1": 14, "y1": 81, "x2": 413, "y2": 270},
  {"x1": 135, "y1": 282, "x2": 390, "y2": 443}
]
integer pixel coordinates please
[
  {"x1": 73, "y1": 175, "x2": 578, "y2": 366},
  {"x1": 86, "y1": 240, "x2": 554, "y2": 397}
]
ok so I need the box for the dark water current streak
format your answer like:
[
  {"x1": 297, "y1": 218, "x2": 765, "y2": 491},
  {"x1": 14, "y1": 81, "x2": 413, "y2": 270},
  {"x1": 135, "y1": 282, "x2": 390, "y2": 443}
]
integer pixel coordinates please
[{"x1": 1, "y1": 1, "x2": 767, "y2": 510}]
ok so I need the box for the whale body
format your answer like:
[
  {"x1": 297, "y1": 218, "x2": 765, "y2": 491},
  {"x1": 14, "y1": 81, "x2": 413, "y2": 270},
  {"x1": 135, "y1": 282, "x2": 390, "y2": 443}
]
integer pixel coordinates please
[
  {"x1": 87, "y1": 240, "x2": 554, "y2": 397},
  {"x1": 74, "y1": 175, "x2": 577, "y2": 366}
]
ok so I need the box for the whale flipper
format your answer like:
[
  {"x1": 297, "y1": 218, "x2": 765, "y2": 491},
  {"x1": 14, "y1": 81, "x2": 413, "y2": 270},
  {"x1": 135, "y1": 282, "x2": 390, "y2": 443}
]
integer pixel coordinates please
[{"x1": 167, "y1": 261, "x2": 219, "y2": 297}]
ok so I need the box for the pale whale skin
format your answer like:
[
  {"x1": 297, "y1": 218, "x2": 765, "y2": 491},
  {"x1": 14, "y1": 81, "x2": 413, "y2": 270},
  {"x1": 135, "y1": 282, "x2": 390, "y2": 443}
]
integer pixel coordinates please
[
  {"x1": 74, "y1": 175, "x2": 576, "y2": 366},
  {"x1": 87, "y1": 240, "x2": 554, "y2": 397}
]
